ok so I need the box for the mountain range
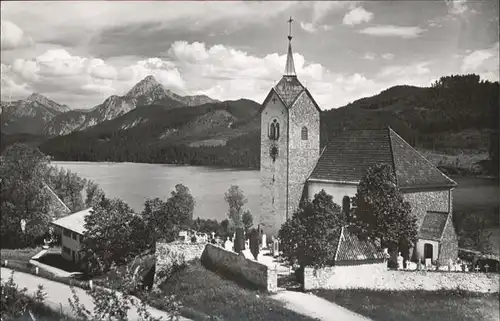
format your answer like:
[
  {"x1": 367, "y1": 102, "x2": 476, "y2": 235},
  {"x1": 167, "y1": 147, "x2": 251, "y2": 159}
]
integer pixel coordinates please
[
  {"x1": 1, "y1": 75, "x2": 219, "y2": 137},
  {"x1": 1, "y1": 74, "x2": 498, "y2": 175}
]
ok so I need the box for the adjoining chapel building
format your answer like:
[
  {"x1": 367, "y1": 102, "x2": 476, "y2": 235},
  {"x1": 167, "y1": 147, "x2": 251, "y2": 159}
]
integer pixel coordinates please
[{"x1": 259, "y1": 23, "x2": 458, "y2": 265}]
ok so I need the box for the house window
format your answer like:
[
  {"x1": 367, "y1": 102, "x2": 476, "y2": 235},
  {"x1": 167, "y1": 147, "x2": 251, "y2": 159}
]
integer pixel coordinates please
[
  {"x1": 71, "y1": 232, "x2": 77, "y2": 240},
  {"x1": 301, "y1": 127, "x2": 308, "y2": 140},
  {"x1": 63, "y1": 229, "x2": 71, "y2": 237},
  {"x1": 269, "y1": 119, "x2": 280, "y2": 140}
]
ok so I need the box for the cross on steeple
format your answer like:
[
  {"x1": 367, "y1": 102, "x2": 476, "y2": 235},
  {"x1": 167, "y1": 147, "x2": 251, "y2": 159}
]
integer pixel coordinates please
[
  {"x1": 284, "y1": 16, "x2": 296, "y2": 76},
  {"x1": 287, "y1": 16, "x2": 294, "y2": 41}
]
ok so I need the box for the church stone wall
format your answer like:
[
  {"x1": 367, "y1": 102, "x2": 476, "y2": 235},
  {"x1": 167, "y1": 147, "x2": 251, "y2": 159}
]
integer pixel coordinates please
[
  {"x1": 438, "y1": 213, "x2": 459, "y2": 265},
  {"x1": 403, "y1": 189, "x2": 451, "y2": 229},
  {"x1": 260, "y1": 92, "x2": 288, "y2": 237},
  {"x1": 288, "y1": 91, "x2": 320, "y2": 217},
  {"x1": 307, "y1": 181, "x2": 358, "y2": 205}
]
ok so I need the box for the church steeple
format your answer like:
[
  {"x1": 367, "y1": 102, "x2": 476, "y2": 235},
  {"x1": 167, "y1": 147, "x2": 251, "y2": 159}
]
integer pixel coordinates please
[{"x1": 284, "y1": 16, "x2": 296, "y2": 76}]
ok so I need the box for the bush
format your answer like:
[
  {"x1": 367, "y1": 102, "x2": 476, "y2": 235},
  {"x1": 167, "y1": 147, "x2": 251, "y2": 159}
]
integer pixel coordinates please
[
  {"x1": 234, "y1": 228, "x2": 245, "y2": 253},
  {"x1": 249, "y1": 229, "x2": 259, "y2": 260}
]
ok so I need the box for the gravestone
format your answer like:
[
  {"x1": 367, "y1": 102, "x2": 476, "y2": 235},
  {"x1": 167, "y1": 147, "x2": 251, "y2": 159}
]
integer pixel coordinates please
[
  {"x1": 224, "y1": 237, "x2": 233, "y2": 251},
  {"x1": 425, "y1": 258, "x2": 432, "y2": 268},
  {"x1": 273, "y1": 238, "x2": 279, "y2": 258},
  {"x1": 261, "y1": 234, "x2": 267, "y2": 249},
  {"x1": 397, "y1": 252, "x2": 404, "y2": 270}
]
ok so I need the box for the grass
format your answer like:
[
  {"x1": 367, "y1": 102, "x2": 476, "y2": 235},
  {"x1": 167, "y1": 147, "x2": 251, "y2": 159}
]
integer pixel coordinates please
[
  {"x1": 153, "y1": 261, "x2": 317, "y2": 321},
  {"x1": 0, "y1": 247, "x2": 42, "y2": 263},
  {"x1": 36, "y1": 253, "x2": 81, "y2": 273},
  {"x1": 313, "y1": 289, "x2": 500, "y2": 321}
]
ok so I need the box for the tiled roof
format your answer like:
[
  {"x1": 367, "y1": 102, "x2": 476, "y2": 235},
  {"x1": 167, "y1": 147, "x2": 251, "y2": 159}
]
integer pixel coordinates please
[
  {"x1": 308, "y1": 127, "x2": 457, "y2": 189},
  {"x1": 51, "y1": 208, "x2": 93, "y2": 235},
  {"x1": 334, "y1": 227, "x2": 386, "y2": 262},
  {"x1": 309, "y1": 129, "x2": 393, "y2": 182},
  {"x1": 274, "y1": 76, "x2": 305, "y2": 107},
  {"x1": 389, "y1": 130, "x2": 456, "y2": 188},
  {"x1": 419, "y1": 212, "x2": 449, "y2": 241}
]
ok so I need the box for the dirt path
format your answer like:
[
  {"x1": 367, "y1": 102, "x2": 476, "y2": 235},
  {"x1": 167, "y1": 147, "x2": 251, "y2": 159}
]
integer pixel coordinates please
[
  {"x1": 271, "y1": 290, "x2": 373, "y2": 321},
  {"x1": 1, "y1": 267, "x2": 191, "y2": 321}
]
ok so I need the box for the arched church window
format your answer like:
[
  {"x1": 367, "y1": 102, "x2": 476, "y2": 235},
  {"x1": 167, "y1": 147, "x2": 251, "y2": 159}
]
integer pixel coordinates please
[
  {"x1": 301, "y1": 127, "x2": 308, "y2": 140},
  {"x1": 269, "y1": 119, "x2": 280, "y2": 140}
]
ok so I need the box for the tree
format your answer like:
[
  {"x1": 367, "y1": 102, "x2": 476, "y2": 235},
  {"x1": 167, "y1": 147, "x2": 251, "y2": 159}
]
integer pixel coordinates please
[
  {"x1": 249, "y1": 228, "x2": 260, "y2": 260},
  {"x1": 0, "y1": 144, "x2": 52, "y2": 248},
  {"x1": 68, "y1": 263, "x2": 181, "y2": 321},
  {"x1": 82, "y1": 197, "x2": 147, "y2": 274},
  {"x1": 459, "y1": 213, "x2": 494, "y2": 254},
  {"x1": 1, "y1": 272, "x2": 46, "y2": 321},
  {"x1": 242, "y1": 210, "x2": 253, "y2": 232},
  {"x1": 166, "y1": 184, "x2": 195, "y2": 229},
  {"x1": 224, "y1": 185, "x2": 247, "y2": 228},
  {"x1": 46, "y1": 166, "x2": 87, "y2": 212},
  {"x1": 279, "y1": 190, "x2": 344, "y2": 270},
  {"x1": 85, "y1": 180, "x2": 106, "y2": 208},
  {"x1": 351, "y1": 164, "x2": 418, "y2": 255}
]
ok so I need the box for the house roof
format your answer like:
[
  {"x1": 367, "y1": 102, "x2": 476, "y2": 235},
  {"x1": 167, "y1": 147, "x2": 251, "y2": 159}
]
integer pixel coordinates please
[
  {"x1": 308, "y1": 127, "x2": 457, "y2": 189},
  {"x1": 331, "y1": 227, "x2": 386, "y2": 263},
  {"x1": 51, "y1": 207, "x2": 92, "y2": 235},
  {"x1": 419, "y1": 211, "x2": 449, "y2": 241}
]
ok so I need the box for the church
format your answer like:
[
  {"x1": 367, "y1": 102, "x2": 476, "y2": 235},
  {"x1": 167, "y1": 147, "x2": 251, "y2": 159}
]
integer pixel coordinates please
[{"x1": 259, "y1": 18, "x2": 458, "y2": 265}]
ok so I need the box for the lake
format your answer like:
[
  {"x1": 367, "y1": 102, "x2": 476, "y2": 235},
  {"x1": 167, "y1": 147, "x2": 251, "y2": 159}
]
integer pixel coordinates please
[
  {"x1": 52, "y1": 162, "x2": 261, "y2": 222},
  {"x1": 52, "y1": 161, "x2": 498, "y2": 222}
]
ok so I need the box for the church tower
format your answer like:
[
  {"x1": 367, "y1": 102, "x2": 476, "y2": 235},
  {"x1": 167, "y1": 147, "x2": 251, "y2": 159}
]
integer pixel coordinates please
[{"x1": 259, "y1": 17, "x2": 321, "y2": 238}]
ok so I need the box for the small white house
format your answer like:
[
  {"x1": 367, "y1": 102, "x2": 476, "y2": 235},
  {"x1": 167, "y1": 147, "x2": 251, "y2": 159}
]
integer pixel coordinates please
[{"x1": 51, "y1": 208, "x2": 92, "y2": 264}]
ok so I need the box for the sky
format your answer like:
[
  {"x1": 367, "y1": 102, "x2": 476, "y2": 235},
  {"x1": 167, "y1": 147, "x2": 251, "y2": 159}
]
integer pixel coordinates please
[{"x1": 1, "y1": 1, "x2": 498, "y2": 110}]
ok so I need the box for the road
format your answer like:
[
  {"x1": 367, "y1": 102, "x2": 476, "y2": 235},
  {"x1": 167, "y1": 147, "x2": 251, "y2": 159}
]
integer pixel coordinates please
[{"x1": 1, "y1": 267, "x2": 191, "y2": 321}]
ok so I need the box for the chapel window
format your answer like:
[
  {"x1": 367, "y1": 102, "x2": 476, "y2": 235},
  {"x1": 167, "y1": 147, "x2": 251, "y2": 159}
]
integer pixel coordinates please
[
  {"x1": 269, "y1": 119, "x2": 280, "y2": 140},
  {"x1": 301, "y1": 126, "x2": 308, "y2": 140}
]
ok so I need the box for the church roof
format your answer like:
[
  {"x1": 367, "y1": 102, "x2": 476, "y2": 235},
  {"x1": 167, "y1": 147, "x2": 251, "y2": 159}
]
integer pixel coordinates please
[
  {"x1": 308, "y1": 127, "x2": 457, "y2": 189},
  {"x1": 331, "y1": 227, "x2": 386, "y2": 264},
  {"x1": 274, "y1": 76, "x2": 305, "y2": 107},
  {"x1": 419, "y1": 211, "x2": 449, "y2": 241}
]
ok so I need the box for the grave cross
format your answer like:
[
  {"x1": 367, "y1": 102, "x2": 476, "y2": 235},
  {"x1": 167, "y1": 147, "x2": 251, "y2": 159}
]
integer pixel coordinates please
[
  {"x1": 474, "y1": 265, "x2": 480, "y2": 272},
  {"x1": 484, "y1": 264, "x2": 489, "y2": 273}
]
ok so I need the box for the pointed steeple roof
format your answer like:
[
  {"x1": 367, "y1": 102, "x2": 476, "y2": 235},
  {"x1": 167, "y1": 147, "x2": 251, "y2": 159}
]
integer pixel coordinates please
[{"x1": 284, "y1": 16, "x2": 296, "y2": 76}]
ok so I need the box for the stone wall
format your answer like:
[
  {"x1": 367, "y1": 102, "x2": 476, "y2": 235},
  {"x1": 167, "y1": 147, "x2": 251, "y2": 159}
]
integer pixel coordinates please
[
  {"x1": 304, "y1": 264, "x2": 499, "y2": 293},
  {"x1": 201, "y1": 243, "x2": 278, "y2": 292},
  {"x1": 155, "y1": 241, "x2": 206, "y2": 264},
  {"x1": 287, "y1": 91, "x2": 320, "y2": 217},
  {"x1": 403, "y1": 189, "x2": 451, "y2": 228}
]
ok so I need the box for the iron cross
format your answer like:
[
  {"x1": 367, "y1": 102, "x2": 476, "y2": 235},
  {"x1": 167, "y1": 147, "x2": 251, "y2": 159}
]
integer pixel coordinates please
[{"x1": 287, "y1": 16, "x2": 294, "y2": 39}]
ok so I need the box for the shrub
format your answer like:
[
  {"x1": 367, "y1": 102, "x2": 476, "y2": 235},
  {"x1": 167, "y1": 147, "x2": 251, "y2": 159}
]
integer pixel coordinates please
[
  {"x1": 234, "y1": 228, "x2": 245, "y2": 253},
  {"x1": 249, "y1": 229, "x2": 260, "y2": 260}
]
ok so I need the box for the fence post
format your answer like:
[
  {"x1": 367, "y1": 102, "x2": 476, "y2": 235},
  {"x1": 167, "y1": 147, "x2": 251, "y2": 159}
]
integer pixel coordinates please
[
  {"x1": 89, "y1": 280, "x2": 93, "y2": 289},
  {"x1": 35, "y1": 267, "x2": 39, "y2": 275},
  {"x1": 4, "y1": 259, "x2": 7, "y2": 266}
]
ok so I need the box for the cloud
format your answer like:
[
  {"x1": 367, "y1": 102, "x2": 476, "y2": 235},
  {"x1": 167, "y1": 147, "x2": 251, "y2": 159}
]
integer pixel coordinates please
[
  {"x1": 381, "y1": 53, "x2": 395, "y2": 60},
  {"x1": 299, "y1": 22, "x2": 333, "y2": 33},
  {"x1": 1, "y1": 20, "x2": 33, "y2": 51},
  {"x1": 343, "y1": 7, "x2": 374, "y2": 26},
  {"x1": 377, "y1": 62, "x2": 431, "y2": 79},
  {"x1": 363, "y1": 52, "x2": 376, "y2": 60},
  {"x1": 461, "y1": 42, "x2": 499, "y2": 81},
  {"x1": 359, "y1": 25, "x2": 427, "y2": 38}
]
